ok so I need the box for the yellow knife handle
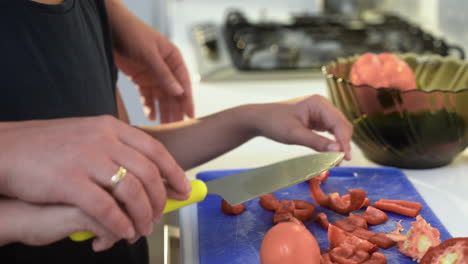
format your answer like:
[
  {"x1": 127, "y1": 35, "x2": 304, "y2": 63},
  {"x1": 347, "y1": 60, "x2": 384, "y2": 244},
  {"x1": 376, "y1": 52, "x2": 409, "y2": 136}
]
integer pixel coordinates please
[{"x1": 69, "y1": 179, "x2": 208, "y2": 242}]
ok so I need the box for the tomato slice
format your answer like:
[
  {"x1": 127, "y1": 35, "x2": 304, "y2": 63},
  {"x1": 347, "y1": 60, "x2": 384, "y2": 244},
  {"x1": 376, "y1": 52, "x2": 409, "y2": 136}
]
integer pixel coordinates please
[
  {"x1": 373, "y1": 199, "x2": 422, "y2": 217},
  {"x1": 420, "y1": 237, "x2": 468, "y2": 264}
]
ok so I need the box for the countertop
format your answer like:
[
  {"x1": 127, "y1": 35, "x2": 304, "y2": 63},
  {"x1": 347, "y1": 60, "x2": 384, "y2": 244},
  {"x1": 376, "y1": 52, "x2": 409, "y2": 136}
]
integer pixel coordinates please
[{"x1": 165, "y1": 8, "x2": 468, "y2": 263}]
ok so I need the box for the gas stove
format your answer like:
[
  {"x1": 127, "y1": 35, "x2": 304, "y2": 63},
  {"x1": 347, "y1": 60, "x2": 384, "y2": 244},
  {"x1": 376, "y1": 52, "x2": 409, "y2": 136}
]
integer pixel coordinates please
[{"x1": 191, "y1": 10, "x2": 464, "y2": 82}]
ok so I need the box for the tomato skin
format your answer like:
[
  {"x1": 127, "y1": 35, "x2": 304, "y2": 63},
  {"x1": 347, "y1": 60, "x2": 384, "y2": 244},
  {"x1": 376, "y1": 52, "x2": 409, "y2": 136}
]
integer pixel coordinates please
[
  {"x1": 420, "y1": 237, "x2": 468, "y2": 264},
  {"x1": 350, "y1": 52, "x2": 417, "y2": 91},
  {"x1": 260, "y1": 222, "x2": 321, "y2": 264}
]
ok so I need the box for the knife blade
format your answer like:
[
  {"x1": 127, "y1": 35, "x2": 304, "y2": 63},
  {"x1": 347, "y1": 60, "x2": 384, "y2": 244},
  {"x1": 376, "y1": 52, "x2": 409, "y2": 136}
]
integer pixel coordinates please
[
  {"x1": 69, "y1": 152, "x2": 343, "y2": 241},
  {"x1": 206, "y1": 152, "x2": 344, "y2": 205}
]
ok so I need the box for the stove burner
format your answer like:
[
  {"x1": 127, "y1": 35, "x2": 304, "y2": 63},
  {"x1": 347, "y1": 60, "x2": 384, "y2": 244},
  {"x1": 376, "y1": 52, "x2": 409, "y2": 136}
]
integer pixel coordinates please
[{"x1": 222, "y1": 10, "x2": 465, "y2": 71}]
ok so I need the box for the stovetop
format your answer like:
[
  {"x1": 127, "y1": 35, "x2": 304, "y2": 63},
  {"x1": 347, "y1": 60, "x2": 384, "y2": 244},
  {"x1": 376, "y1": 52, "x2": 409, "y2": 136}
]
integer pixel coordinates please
[{"x1": 191, "y1": 10, "x2": 464, "y2": 81}]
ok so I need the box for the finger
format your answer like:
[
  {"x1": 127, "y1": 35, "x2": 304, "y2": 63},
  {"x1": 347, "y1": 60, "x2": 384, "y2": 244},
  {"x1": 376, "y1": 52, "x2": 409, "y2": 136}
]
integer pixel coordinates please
[
  {"x1": 165, "y1": 96, "x2": 184, "y2": 123},
  {"x1": 109, "y1": 143, "x2": 168, "y2": 223},
  {"x1": 172, "y1": 97, "x2": 185, "y2": 122},
  {"x1": 62, "y1": 180, "x2": 135, "y2": 239},
  {"x1": 91, "y1": 164, "x2": 154, "y2": 236},
  {"x1": 114, "y1": 121, "x2": 191, "y2": 196},
  {"x1": 167, "y1": 50, "x2": 195, "y2": 118},
  {"x1": 147, "y1": 50, "x2": 184, "y2": 96},
  {"x1": 29, "y1": 204, "x2": 119, "y2": 249},
  {"x1": 158, "y1": 97, "x2": 171, "y2": 124},
  {"x1": 65, "y1": 208, "x2": 120, "y2": 252},
  {"x1": 288, "y1": 127, "x2": 338, "y2": 152},
  {"x1": 138, "y1": 86, "x2": 156, "y2": 121},
  {"x1": 322, "y1": 109, "x2": 353, "y2": 161},
  {"x1": 311, "y1": 97, "x2": 354, "y2": 160},
  {"x1": 166, "y1": 186, "x2": 190, "y2": 201}
]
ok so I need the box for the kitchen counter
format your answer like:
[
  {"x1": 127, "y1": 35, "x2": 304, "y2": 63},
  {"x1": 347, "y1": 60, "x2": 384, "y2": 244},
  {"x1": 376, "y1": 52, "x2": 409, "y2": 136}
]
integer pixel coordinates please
[{"x1": 164, "y1": 8, "x2": 468, "y2": 263}]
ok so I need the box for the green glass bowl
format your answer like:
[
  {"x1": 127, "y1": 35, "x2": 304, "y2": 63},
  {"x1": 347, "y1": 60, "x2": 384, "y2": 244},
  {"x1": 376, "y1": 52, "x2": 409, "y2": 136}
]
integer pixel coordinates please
[{"x1": 322, "y1": 53, "x2": 468, "y2": 169}]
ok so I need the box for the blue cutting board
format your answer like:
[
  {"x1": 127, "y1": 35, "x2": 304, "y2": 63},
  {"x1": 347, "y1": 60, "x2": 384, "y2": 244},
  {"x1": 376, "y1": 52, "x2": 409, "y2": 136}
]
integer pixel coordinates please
[{"x1": 196, "y1": 167, "x2": 451, "y2": 264}]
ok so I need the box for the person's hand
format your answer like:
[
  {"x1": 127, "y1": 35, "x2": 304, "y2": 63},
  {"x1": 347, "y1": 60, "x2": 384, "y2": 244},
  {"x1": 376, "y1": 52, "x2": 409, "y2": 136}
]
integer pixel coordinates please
[
  {"x1": 106, "y1": 0, "x2": 194, "y2": 122},
  {"x1": 248, "y1": 95, "x2": 353, "y2": 160},
  {"x1": 0, "y1": 116, "x2": 191, "y2": 241},
  {"x1": 0, "y1": 199, "x2": 119, "y2": 252}
]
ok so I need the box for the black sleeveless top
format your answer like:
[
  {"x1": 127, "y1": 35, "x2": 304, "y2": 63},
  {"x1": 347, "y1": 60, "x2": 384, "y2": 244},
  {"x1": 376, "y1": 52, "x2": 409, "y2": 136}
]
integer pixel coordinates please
[{"x1": 0, "y1": 0, "x2": 148, "y2": 263}]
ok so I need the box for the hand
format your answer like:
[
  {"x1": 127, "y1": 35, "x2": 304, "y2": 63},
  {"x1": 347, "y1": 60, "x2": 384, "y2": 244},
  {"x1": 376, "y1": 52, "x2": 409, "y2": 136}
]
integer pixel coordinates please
[
  {"x1": 0, "y1": 116, "x2": 190, "y2": 241},
  {"x1": 107, "y1": 0, "x2": 194, "y2": 122},
  {"x1": 0, "y1": 198, "x2": 119, "y2": 252},
  {"x1": 249, "y1": 95, "x2": 353, "y2": 160}
]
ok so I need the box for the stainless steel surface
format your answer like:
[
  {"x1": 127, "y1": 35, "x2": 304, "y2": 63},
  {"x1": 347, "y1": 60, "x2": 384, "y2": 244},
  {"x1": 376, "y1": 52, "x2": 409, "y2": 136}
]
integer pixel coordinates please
[
  {"x1": 164, "y1": 224, "x2": 181, "y2": 264},
  {"x1": 321, "y1": 0, "x2": 384, "y2": 16},
  {"x1": 190, "y1": 22, "x2": 325, "y2": 82},
  {"x1": 206, "y1": 152, "x2": 344, "y2": 205},
  {"x1": 148, "y1": 212, "x2": 180, "y2": 264}
]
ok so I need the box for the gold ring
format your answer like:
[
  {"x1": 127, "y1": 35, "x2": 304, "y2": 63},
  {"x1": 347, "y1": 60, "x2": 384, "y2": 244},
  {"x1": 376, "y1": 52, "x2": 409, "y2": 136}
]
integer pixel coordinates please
[{"x1": 110, "y1": 166, "x2": 127, "y2": 188}]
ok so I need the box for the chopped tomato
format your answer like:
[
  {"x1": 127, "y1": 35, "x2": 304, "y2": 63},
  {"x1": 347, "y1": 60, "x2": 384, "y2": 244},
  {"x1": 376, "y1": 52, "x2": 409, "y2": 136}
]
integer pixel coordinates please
[
  {"x1": 310, "y1": 178, "x2": 330, "y2": 206},
  {"x1": 392, "y1": 215, "x2": 441, "y2": 261},
  {"x1": 310, "y1": 170, "x2": 330, "y2": 184},
  {"x1": 420, "y1": 237, "x2": 468, "y2": 264},
  {"x1": 271, "y1": 199, "x2": 315, "y2": 224},
  {"x1": 351, "y1": 228, "x2": 375, "y2": 241},
  {"x1": 321, "y1": 253, "x2": 333, "y2": 264},
  {"x1": 309, "y1": 178, "x2": 367, "y2": 215},
  {"x1": 292, "y1": 200, "x2": 315, "y2": 222},
  {"x1": 330, "y1": 189, "x2": 367, "y2": 215},
  {"x1": 328, "y1": 224, "x2": 378, "y2": 253},
  {"x1": 273, "y1": 200, "x2": 296, "y2": 224},
  {"x1": 221, "y1": 199, "x2": 246, "y2": 215},
  {"x1": 259, "y1": 194, "x2": 280, "y2": 211},
  {"x1": 342, "y1": 194, "x2": 370, "y2": 209},
  {"x1": 360, "y1": 252, "x2": 387, "y2": 264},
  {"x1": 368, "y1": 233, "x2": 396, "y2": 249},
  {"x1": 316, "y1": 212, "x2": 330, "y2": 230},
  {"x1": 362, "y1": 206, "x2": 388, "y2": 225},
  {"x1": 345, "y1": 214, "x2": 368, "y2": 229},
  {"x1": 374, "y1": 199, "x2": 422, "y2": 218},
  {"x1": 334, "y1": 219, "x2": 357, "y2": 232}
]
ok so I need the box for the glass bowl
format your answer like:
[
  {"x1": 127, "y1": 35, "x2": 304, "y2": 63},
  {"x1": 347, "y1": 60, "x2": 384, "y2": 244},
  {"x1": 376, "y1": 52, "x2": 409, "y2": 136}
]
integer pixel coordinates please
[{"x1": 322, "y1": 53, "x2": 468, "y2": 169}]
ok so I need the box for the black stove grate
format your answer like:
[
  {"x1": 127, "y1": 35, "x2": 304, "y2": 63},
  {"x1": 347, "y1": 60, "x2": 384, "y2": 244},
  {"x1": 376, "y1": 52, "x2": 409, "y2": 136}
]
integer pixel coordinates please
[{"x1": 222, "y1": 10, "x2": 465, "y2": 71}]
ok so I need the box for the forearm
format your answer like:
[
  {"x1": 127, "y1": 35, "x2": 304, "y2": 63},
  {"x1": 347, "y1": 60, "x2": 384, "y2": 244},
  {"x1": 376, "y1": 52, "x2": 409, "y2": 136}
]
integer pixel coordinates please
[
  {"x1": 104, "y1": 0, "x2": 144, "y2": 51},
  {"x1": 139, "y1": 105, "x2": 260, "y2": 170}
]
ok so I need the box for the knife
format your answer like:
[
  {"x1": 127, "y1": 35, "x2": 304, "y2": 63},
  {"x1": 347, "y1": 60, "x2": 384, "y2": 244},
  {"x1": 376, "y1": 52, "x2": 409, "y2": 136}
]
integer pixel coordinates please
[{"x1": 70, "y1": 152, "x2": 344, "y2": 241}]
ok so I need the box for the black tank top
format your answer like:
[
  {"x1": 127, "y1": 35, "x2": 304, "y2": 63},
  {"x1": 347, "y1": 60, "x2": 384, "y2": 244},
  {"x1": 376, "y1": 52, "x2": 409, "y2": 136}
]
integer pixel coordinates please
[{"x1": 0, "y1": 0, "x2": 148, "y2": 263}]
